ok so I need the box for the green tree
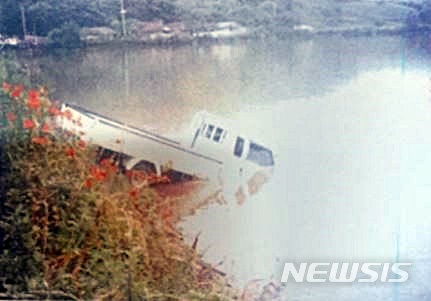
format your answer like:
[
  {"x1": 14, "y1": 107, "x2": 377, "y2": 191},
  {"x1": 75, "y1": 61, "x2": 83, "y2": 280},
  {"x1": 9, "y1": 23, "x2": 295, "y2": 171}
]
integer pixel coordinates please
[{"x1": 0, "y1": 0, "x2": 24, "y2": 36}]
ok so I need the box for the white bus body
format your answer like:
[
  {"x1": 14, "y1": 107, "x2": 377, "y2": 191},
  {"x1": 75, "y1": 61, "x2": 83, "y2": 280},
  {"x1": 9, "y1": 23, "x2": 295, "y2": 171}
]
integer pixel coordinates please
[{"x1": 60, "y1": 104, "x2": 274, "y2": 183}]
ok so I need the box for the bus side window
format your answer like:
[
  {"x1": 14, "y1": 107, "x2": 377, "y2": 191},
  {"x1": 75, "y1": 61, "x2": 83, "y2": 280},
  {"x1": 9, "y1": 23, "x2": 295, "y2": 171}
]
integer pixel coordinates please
[
  {"x1": 213, "y1": 127, "x2": 223, "y2": 142},
  {"x1": 206, "y1": 124, "x2": 215, "y2": 138},
  {"x1": 234, "y1": 137, "x2": 244, "y2": 157},
  {"x1": 201, "y1": 123, "x2": 207, "y2": 136}
]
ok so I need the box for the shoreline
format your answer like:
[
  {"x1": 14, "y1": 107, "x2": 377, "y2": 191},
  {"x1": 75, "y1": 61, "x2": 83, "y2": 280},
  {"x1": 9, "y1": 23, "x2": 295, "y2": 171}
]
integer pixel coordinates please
[{"x1": 1, "y1": 24, "x2": 431, "y2": 51}]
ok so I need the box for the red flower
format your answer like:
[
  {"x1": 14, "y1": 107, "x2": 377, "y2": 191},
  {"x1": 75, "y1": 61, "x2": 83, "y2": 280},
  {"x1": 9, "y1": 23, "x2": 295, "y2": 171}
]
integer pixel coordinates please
[
  {"x1": 99, "y1": 158, "x2": 118, "y2": 174},
  {"x1": 126, "y1": 170, "x2": 145, "y2": 182},
  {"x1": 6, "y1": 112, "x2": 16, "y2": 122},
  {"x1": 23, "y1": 119, "x2": 35, "y2": 129},
  {"x1": 48, "y1": 105, "x2": 61, "y2": 116},
  {"x1": 100, "y1": 158, "x2": 111, "y2": 167},
  {"x1": 41, "y1": 123, "x2": 50, "y2": 133},
  {"x1": 84, "y1": 178, "x2": 93, "y2": 189},
  {"x1": 65, "y1": 147, "x2": 76, "y2": 158},
  {"x1": 2, "y1": 82, "x2": 11, "y2": 93},
  {"x1": 31, "y1": 136, "x2": 49, "y2": 145},
  {"x1": 90, "y1": 166, "x2": 107, "y2": 182},
  {"x1": 27, "y1": 90, "x2": 41, "y2": 110},
  {"x1": 11, "y1": 84, "x2": 24, "y2": 98}
]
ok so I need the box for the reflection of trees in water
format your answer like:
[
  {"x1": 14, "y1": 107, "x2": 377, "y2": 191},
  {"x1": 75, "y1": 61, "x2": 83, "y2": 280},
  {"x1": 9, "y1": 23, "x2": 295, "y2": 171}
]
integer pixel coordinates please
[
  {"x1": 405, "y1": 33, "x2": 431, "y2": 60},
  {"x1": 6, "y1": 34, "x2": 431, "y2": 131},
  {"x1": 3, "y1": 48, "x2": 89, "y2": 92},
  {"x1": 0, "y1": 51, "x2": 29, "y2": 85}
]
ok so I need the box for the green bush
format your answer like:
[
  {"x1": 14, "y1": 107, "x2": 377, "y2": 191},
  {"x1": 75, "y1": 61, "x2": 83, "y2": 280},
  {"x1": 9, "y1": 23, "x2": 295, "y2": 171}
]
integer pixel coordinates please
[{"x1": 48, "y1": 23, "x2": 81, "y2": 48}]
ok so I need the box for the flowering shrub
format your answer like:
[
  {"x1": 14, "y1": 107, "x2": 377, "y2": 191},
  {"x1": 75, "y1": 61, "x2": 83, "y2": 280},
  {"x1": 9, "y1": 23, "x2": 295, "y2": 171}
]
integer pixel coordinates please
[{"x1": 0, "y1": 83, "x2": 281, "y2": 300}]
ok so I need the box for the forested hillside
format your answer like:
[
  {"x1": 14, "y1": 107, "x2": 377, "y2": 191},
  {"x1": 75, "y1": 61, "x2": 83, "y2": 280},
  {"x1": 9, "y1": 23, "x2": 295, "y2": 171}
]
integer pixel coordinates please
[
  {"x1": 0, "y1": 0, "x2": 288, "y2": 37},
  {"x1": 1, "y1": 0, "x2": 430, "y2": 41}
]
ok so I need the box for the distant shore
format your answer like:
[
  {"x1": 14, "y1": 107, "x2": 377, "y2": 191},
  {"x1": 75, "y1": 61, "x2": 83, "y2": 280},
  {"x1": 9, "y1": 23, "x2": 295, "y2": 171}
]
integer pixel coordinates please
[{"x1": 1, "y1": 22, "x2": 431, "y2": 51}]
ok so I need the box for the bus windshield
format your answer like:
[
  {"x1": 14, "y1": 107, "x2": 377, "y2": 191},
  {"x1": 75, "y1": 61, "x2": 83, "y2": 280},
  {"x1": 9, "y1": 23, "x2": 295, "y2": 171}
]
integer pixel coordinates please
[{"x1": 246, "y1": 142, "x2": 274, "y2": 166}]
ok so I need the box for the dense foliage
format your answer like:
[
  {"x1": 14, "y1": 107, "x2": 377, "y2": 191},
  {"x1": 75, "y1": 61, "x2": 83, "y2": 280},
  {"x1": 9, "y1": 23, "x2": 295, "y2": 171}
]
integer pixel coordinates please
[
  {"x1": 0, "y1": 83, "x2": 227, "y2": 300},
  {"x1": 0, "y1": 0, "x2": 113, "y2": 37}
]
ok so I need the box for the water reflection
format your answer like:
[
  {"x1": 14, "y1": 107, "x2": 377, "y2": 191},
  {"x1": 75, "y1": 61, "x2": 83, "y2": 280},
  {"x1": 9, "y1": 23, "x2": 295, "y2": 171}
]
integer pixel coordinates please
[{"x1": 10, "y1": 35, "x2": 429, "y2": 133}]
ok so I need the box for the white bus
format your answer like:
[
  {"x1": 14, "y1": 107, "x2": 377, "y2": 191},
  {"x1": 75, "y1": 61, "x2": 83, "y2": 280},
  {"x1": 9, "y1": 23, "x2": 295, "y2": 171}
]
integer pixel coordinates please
[{"x1": 60, "y1": 104, "x2": 274, "y2": 183}]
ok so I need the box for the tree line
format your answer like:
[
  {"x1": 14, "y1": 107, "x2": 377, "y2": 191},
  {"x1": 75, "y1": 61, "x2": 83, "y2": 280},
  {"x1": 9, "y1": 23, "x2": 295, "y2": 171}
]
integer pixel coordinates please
[
  {"x1": 0, "y1": 0, "x2": 294, "y2": 38},
  {"x1": 2, "y1": 0, "x2": 428, "y2": 44}
]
